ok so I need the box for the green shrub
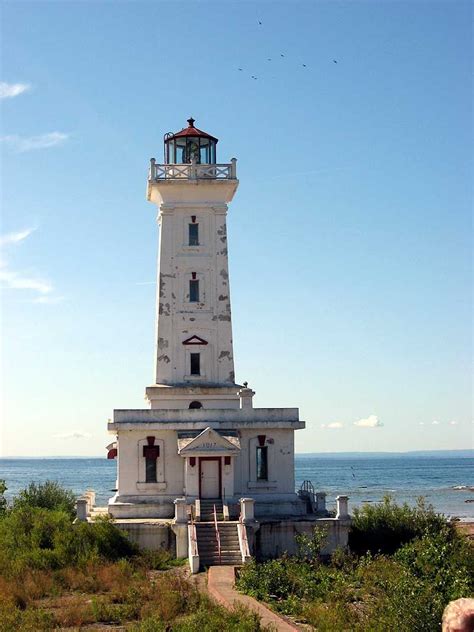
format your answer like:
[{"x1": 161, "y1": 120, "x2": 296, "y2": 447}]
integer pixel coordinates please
[
  {"x1": 296, "y1": 525, "x2": 328, "y2": 561},
  {"x1": 0, "y1": 603, "x2": 54, "y2": 632},
  {"x1": 0, "y1": 507, "x2": 137, "y2": 575},
  {"x1": 395, "y1": 526, "x2": 474, "y2": 604},
  {"x1": 349, "y1": 495, "x2": 449, "y2": 555},
  {"x1": 0, "y1": 480, "x2": 7, "y2": 516},
  {"x1": 237, "y1": 518, "x2": 474, "y2": 631},
  {"x1": 12, "y1": 481, "x2": 76, "y2": 518}
]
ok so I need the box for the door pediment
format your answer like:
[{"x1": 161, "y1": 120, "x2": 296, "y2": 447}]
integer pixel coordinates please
[{"x1": 178, "y1": 426, "x2": 240, "y2": 455}]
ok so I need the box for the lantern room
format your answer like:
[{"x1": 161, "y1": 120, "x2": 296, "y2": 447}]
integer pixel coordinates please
[{"x1": 164, "y1": 117, "x2": 218, "y2": 165}]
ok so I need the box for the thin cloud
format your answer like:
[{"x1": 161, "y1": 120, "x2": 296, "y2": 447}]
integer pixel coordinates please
[
  {"x1": 449, "y1": 421, "x2": 458, "y2": 426},
  {"x1": 321, "y1": 421, "x2": 344, "y2": 429},
  {"x1": 33, "y1": 294, "x2": 64, "y2": 304},
  {"x1": 1, "y1": 132, "x2": 69, "y2": 153},
  {"x1": 0, "y1": 227, "x2": 61, "y2": 301},
  {"x1": 354, "y1": 415, "x2": 383, "y2": 428},
  {"x1": 432, "y1": 420, "x2": 440, "y2": 425},
  {"x1": 0, "y1": 227, "x2": 36, "y2": 246},
  {"x1": 53, "y1": 431, "x2": 92, "y2": 440},
  {"x1": 0, "y1": 82, "x2": 31, "y2": 99},
  {"x1": 419, "y1": 422, "x2": 425, "y2": 426},
  {"x1": 136, "y1": 281, "x2": 156, "y2": 286},
  {"x1": 0, "y1": 268, "x2": 52, "y2": 294}
]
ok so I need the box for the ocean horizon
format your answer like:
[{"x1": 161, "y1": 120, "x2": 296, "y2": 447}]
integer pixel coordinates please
[
  {"x1": 1, "y1": 452, "x2": 473, "y2": 520},
  {"x1": 3, "y1": 449, "x2": 473, "y2": 459}
]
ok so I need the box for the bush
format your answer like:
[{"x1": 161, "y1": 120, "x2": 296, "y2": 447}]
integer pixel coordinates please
[
  {"x1": 237, "y1": 504, "x2": 474, "y2": 631},
  {"x1": 349, "y1": 495, "x2": 449, "y2": 555},
  {"x1": 0, "y1": 480, "x2": 7, "y2": 515},
  {"x1": 12, "y1": 481, "x2": 76, "y2": 518},
  {"x1": 0, "y1": 507, "x2": 137, "y2": 575}
]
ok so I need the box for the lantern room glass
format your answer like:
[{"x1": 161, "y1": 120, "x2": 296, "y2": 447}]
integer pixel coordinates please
[{"x1": 165, "y1": 136, "x2": 216, "y2": 165}]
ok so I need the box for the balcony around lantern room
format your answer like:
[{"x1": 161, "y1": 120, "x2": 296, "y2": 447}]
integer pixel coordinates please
[{"x1": 148, "y1": 157, "x2": 237, "y2": 182}]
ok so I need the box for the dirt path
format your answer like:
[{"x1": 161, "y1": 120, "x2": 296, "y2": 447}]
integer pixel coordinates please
[{"x1": 207, "y1": 566, "x2": 302, "y2": 631}]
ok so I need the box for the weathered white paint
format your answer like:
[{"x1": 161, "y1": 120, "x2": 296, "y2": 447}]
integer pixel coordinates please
[{"x1": 148, "y1": 164, "x2": 239, "y2": 407}]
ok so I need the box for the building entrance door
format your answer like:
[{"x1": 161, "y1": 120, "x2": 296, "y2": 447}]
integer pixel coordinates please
[{"x1": 200, "y1": 458, "x2": 221, "y2": 498}]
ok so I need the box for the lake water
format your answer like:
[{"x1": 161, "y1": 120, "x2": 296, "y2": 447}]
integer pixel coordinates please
[{"x1": 1, "y1": 455, "x2": 473, "y2": 520}]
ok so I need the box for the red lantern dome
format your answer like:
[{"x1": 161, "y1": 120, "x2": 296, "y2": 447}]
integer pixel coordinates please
[{"x1": 164, "y1": 118, "x2": 218, "y2": 165}]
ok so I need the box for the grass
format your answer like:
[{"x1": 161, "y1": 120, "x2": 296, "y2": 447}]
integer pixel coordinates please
[
  {"x1": 0, "y1": 480, "x2": 271, "y2": 631},
  {"x1": 0, "y1": 562, "x2": 272, "y2": 631}
]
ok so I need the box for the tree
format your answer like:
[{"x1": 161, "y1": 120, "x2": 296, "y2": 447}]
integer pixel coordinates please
[{"x1": 13, "y1": 481, "x2": 76, "y2": 518}]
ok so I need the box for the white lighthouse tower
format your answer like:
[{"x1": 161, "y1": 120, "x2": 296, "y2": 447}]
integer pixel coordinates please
[
  {"x1": 108, "y1": 119, "x2": 306, "y2": 521},
  {"x1": 145, "y1": 118, "x2": 241, "y2": 410}
]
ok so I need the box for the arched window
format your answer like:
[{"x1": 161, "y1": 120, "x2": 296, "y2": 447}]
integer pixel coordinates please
[{"x1": 189, "y1": 401, "x2": 203, "y2": 409}]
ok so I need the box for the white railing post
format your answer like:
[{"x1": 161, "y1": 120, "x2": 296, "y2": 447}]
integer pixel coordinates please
[
  {"x1": 336, "y1": 495, "x2": 349, "y2": 519},
  {"x1": 190, "y1": 157, "x2": 197, "y2": 180},
  {"x1": 231, "y1": 158, "x2": 237, "y2": 179},
  {"x1": 316, "y1": 492, "x2": 327, "y2": 513},
  {"x1": 240, "y1": 497, "x2": 255, "y2": 524},
  {"x1": 76, "y1": 498, "x2": 88, "y2": 521},
  {"x1": 174, "y1": 497, "x2": 188, "y2": 524},
  {"x1": 188, "y1": 523, "x2": 200, "y2": 573},
  {"x1": 150, "y1": 158, "x2": 156, "y2": 180}
]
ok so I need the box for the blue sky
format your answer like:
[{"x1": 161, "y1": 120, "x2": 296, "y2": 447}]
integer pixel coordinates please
[{"x1": 1, "y1": 1, "x2": 472, "y2": 456}]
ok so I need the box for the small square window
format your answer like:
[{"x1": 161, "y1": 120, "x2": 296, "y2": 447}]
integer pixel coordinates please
[
  {"x1": 190, "y1": 353, "x2": 200, "y2": 375},
  {"x1": 256, "y1": 446, "x2": 268, "y2": 481},
  {"x1": 189, "y1": 279, "x2": 199, "y2": 302},
  {"x1": 189, "y1": 223, "x2": 199, "y2": 246}
]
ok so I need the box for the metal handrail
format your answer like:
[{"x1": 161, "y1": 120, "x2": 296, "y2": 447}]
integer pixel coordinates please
[
  {"x1": 300, "y1": 480, "x2": 316, "y2": 501},
  {"x1": 213, "y1": 503, "x2": 221, "y2": 565}
]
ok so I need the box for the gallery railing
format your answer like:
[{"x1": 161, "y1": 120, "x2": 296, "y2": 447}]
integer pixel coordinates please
[{"x1": 149, "y1": 158, "x2": 237, "y2": 181}]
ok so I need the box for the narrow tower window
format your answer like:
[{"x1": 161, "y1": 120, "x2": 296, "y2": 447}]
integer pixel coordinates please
[
  {"x1": 256, "y1": 446, "x2": 268, "y2": 481},
  {"x1": 189, "y1": 223, "x2": 199, "y2": 246},
  {"x1": 145, "y1": 457, "x2": 157, "y2": 483},
  {"x1": 189, "y1": 279, "x2": 199, "y2": 302},
  {"x1": 190, "y1": 353, "x2": 200, "y2": 375}
]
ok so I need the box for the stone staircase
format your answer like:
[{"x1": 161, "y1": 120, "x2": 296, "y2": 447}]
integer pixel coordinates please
[
  {"x1": 199, "y1": 499, "x2": 223, "y2": 521},
  {"x1": 195, "y1": 521, "x2": 242, "y2": 568}
]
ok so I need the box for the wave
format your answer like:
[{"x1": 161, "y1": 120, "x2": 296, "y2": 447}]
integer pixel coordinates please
[{"x1": 451, "y1": 485, "x2": 474, "y2": 491}]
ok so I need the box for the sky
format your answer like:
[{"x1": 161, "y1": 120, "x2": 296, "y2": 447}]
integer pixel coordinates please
[{"x1": 1, "y1": 0, "x2": 472, "y2": 457}]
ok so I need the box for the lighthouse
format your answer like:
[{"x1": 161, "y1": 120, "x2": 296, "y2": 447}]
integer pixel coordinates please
[
  {"x1": 145, "y1": 117, "x2": 241, "y2": 410},
  {"x1": 107, "y1": 119, "x2": 306, "y2": 520}
]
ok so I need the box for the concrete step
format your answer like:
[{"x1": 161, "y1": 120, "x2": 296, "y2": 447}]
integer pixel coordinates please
[
  {"x1": 200, "y1": 554, "x2": 242, "y2": 562},
  {"x1": 200, "y1": 559, "x2": 242, "y2": 567},
  {"x1": 199, "y1": 537, "x2": 239, "y2": 544}
]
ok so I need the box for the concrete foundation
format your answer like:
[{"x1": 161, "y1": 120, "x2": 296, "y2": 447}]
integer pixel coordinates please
[
  {"x1": 113, "y1": 519, "x2": 175, "y2": 552},
  {"x1": 96, "y1": 514, "x2": 349, "y2": 560},
  {"x1": 253, "y1": 518, "x2": 351, "y2": 559}
]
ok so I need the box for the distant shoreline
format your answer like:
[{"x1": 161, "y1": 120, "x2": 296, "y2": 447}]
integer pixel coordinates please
[{"x1": 1, "y1": 449, "x2": 473, "y2": 460}]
